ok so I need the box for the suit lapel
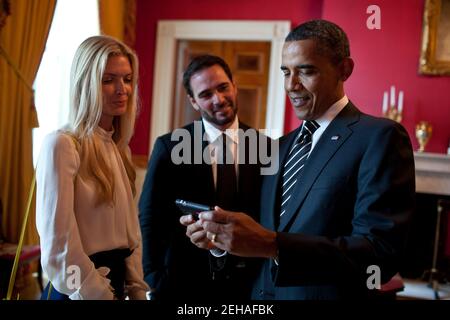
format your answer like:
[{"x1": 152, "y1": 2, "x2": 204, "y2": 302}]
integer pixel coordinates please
[
  {"x1": 260, "y1": 172, "x2": 278, "y2": 230},
  {"x1": 189, "y1": 122, "x2": 215, "y2": 199},
  {"x1": 261, "y1": 129, "x2": 300, "y2": 231},
  {"x1": 237, "y1": 122, "x2": 264, "y2": 215},
  {"x1": 277, "y1": 103, "x2": 360, "y2": 232}
]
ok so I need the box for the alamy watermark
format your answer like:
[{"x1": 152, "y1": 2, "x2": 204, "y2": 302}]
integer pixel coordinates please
[
  {"x1": 66, "y1": 264, "x2": 81, "y2": 289},
  {"x1": 366, "y1": 5, "x2": 381, "y2": 30},
  {"x1": 170, "y1": 121, "x2": 279, "y2": 175},
  {"x1": 366, "y1": 264, "x2": 381, "y2": 290}
]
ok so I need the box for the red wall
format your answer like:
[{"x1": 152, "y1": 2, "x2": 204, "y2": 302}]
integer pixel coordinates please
[
  {"x1": 131, "y1": 0, "x2": 323, "y2": 156},
  {"x1": 132, "y1": 0, "x2": 450, "y2": 156},
  {"x1": 320, "y1": 0, "x2": 450, "y2": 153}
]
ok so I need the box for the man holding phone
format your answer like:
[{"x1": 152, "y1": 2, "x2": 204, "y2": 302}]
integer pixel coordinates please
[
  {"x1": 139, "y1": 55, "x2": 270, "y2": 301},
  {"x1": 183, "y1": 20, "x2": 415, "y2": 300}
]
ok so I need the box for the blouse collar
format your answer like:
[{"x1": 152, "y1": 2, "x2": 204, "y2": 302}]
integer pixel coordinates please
[{"x1": 95, "y1": 126, "x2": 115, "y2": 141}]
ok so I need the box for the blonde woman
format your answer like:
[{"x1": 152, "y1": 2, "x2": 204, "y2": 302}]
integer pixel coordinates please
[{"x1": 36, "y1": 35, "x2": 149, "y2": 300}]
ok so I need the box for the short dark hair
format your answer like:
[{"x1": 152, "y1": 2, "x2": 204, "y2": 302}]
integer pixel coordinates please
[
  {"x1": 285, "y1": 19, "x2": 350, "y2": 65},
  {"x1": 182, "y1": 55, "x2": 233, "y2": 97}
]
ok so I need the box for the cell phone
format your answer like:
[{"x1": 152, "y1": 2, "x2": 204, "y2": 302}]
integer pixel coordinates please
[{"x1": 175, "y1": 199, "x2": 213, "y2": 220}]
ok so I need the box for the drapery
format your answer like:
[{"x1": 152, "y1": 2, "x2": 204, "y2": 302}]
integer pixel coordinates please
[
  {"x1": 0, "y1": 0, "x2": 56, "y2": 244},
  {"x1": 98, "y1": 0, "x2": 136, "y2": 48}
]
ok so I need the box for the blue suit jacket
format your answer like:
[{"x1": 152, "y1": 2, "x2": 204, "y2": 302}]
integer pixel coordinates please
[{"x1": 252, "y1": 102, "x2": 415, "y2": 300}]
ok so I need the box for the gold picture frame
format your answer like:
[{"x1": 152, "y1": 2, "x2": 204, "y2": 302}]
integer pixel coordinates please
[{"x1": 419, "y1": 0, "x2": 450, "y2": 75}]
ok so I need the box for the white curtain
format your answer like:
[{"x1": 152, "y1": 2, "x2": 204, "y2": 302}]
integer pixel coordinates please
[{"x1": 33, "y1": 0, "x2": 100, "y2": 165}]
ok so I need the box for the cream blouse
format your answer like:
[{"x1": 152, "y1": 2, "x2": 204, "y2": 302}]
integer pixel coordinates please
[{"x1": 36, "y1": 127, "x2": 149, "y2": 300}]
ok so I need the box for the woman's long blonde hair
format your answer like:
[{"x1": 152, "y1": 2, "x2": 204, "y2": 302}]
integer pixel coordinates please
[{"x1": 66, "y1": 35, "x2": 138, "y2": 205}]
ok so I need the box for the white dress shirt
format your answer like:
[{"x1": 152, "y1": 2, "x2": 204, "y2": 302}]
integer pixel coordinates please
[
  {"x1": 202, "y1": 116, "x2": 240, "y2": 187},
  {"x1": 36, "y1": 127, "x2": 149, "y2": 299},
  {"x1": 310, "y1": 95, "x2": 348, "y2": 152}
]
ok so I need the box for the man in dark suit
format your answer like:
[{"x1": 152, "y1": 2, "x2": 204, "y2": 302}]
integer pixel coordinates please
[
  {"x1": 187, "y1": 20, "x2": 415, "y2": 300},
  {"x1": 139, "y1": 55, "x2": 269, "y2": 300}
]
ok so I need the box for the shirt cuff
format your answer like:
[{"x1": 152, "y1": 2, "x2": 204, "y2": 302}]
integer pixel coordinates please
[
  {"x1": 273, "y1": 256, "x2": 279, "y2": 266},
  {"x1": 126, "y1": 286, "x2": 149, "y2": 300},
  {"x1": 209, "y1": 248, "x2": 227, "y2": 257}
]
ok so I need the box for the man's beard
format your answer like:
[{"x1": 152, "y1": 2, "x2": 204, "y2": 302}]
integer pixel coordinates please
[{"x1": 203, "y1": 99, "x2": 238, "y2": 127}]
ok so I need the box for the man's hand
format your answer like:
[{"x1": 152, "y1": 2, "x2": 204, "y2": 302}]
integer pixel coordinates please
[
  {"x1": 180, "y1": 214, "x2": 215, "y2": 250},
  {"x1": 198, "y1": 207, "x2": 278, "y2": 258}
]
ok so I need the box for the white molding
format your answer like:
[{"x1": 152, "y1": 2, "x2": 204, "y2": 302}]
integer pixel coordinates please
[
  {"x1": 149, "y1": 20, "x2": 290, "y2": 154},
  {"x1": 414, "y1": 152, "x2": 450, "y2": 196}
]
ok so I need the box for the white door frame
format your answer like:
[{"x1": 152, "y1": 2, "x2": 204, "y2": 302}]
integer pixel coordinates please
[{"x1": 149, "y1": 20, "x2": 290, "y2": 153}]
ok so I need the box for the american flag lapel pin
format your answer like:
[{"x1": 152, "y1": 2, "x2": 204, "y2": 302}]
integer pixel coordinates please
[{"x1": 331, "y1": 135, "x2": 340, "y2": 141}]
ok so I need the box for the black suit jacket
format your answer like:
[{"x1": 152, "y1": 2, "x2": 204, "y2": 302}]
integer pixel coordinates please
[
  {"x1": 252, "y1": 102, "x2": 415, "y2": 300},
  {"x1": 139, "y1": 121, "x2": 267, "y2": 301}
]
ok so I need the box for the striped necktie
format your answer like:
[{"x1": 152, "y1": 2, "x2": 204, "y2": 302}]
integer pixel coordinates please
[{"x1": 279, "y1": 120, "x2": 319, "y2": 219}]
